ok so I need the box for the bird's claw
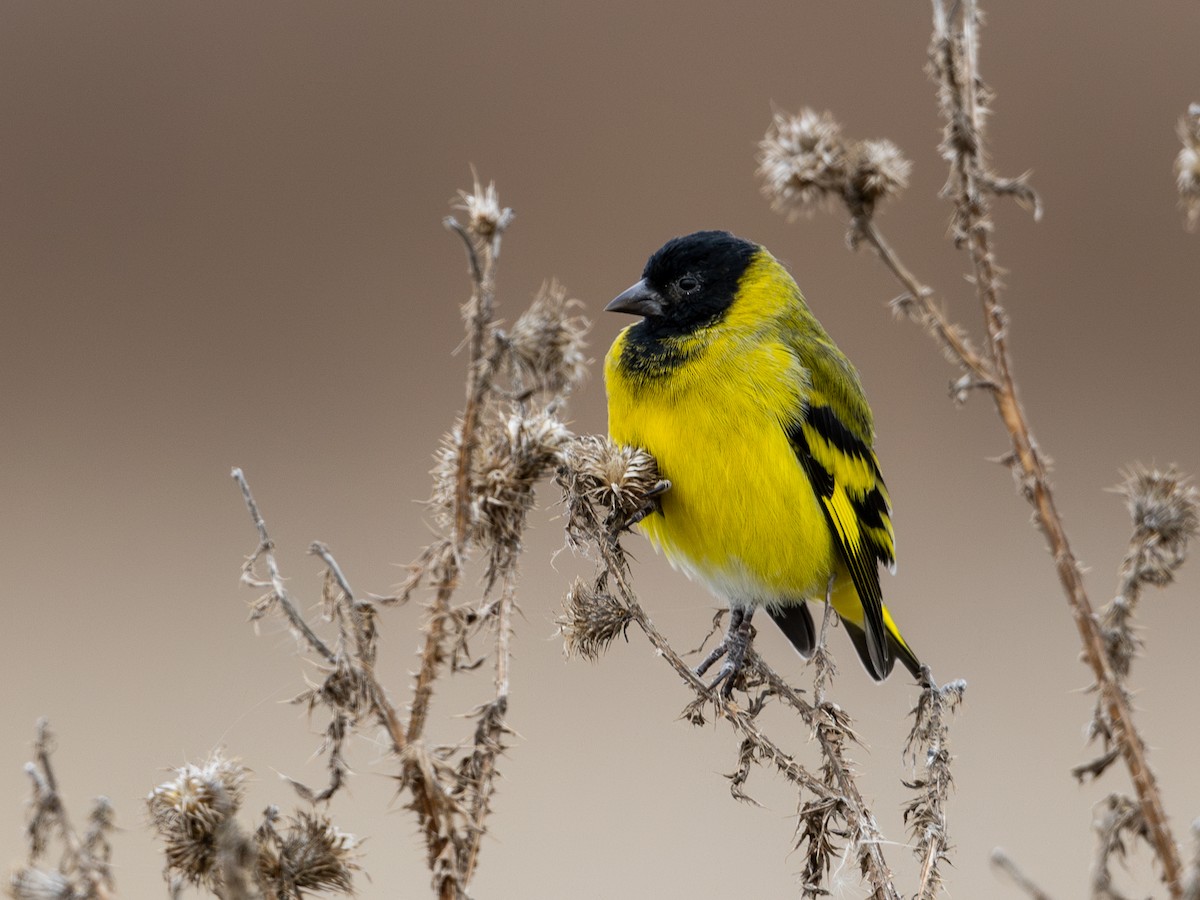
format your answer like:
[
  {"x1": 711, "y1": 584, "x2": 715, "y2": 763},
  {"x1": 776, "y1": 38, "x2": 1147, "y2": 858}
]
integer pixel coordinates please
[
  {"x1": 624, "y1": 479, "x2": 672, "y2": 529},
  {"x1": 694, "y1": 607, "x2": 754, "y2": 698}
]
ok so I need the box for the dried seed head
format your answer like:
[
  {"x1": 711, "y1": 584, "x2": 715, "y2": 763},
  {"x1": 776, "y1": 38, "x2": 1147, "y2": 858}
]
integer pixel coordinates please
[
  {"x1": 758, "y1": 109, "x2": 849, "y2": 219},
  {"x1": 257, "y1": 811, "x2": 358, "y2": 897},
  {"x1": 478, "y1": 411, "x2": 571, "y2": 579},
  {"x1": 295, "y1": 658, "x2": 373, "y2": 723},
  {"x1": 147, "y1": 755, "x2": 248, "y2": 887},
  {"x1": 504, "y1": 280, "x2": 590, "y2": 397},
  {"x1": 558, "y1": 436, "x2": 662, "y2": 548},
  {"x1": 1118, "y1": 464, "x2": 1198, "y2": 588},
  {"x1": 430, "y1": 411, "x2": 570, "y2": 558},
  {"x1": 9, "y1": 867, "x2": 72, "y2": 900},
  {"x1": 558, "y1": 576, "x2": 633, "y2": 660},
  {"x1": 848, "y1": 139, "x2": 913, "y2": 209},
  {"x1": 1177, "y1": 103, "x2": 1200, "y2": 231},
  {"x1": 455, "y1": 177, "x2": 514, "y2": 240}
]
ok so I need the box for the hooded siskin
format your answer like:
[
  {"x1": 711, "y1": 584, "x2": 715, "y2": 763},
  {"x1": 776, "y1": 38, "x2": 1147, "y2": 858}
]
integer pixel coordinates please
[{"x1": 604, "y1": 230, "x2": 920, "y2": 682}]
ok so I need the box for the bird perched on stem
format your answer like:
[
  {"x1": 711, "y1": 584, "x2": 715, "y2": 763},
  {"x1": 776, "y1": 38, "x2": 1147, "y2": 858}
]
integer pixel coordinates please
[{"x1": 604, "y1": 230, "x2": 920, "y2": 694}]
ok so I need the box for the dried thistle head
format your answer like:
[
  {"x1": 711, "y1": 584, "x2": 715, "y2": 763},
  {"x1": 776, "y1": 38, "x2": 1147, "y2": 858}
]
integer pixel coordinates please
[
  {"x1": 558, "y1": 576, "x2": 633, "y2": 660},
  {"x1": 454, "y1": 177, "x2": 515, "y2": 241},
  {"x1": 558, "y1": 435, "x2": 662, "y2": 545},
  {"x1": 147, "y1": 755, "x2": 248, "y2": 888},
  {"x1": 295, "y1": 657, "x2": 373, "y2": 724},
  {"x1": 478, "y1": 410, "x2": 571, "y2": 578},
  {"x1": 1117, "y1": 464, "x2": 1198, "y2": 589},
  {"x1": 759, "y1": 109, "x2": 911, "y2": 224},
  {"x1": 430, "y1": 410, "x2": 570, "y2": 561},
  {"x1": 758, "y1": 108, "x2": 849, "y2": 219},
  {"x1": 504, "y1": 280, "x2": 590, "y2": 397},
  {"x1": 846, "y1": 138, "x2": 912, "y2": 212},
  {"x1": 1177, "y1": 103, "x2": 1200, "y2": 231},
  {"x1": 256, "y1": 810, "x2": 359, "y2": 898}
]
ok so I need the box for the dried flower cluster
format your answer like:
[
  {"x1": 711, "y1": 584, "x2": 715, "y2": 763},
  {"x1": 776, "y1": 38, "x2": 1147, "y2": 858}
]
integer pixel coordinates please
[
  {"x1": 1177, "y1": 103, "x2": 1200, "y2": 231},
  {"x1": 1115, "y1": 464, "x2": 1198, "y2": 592},
  {"x1": 502, "y1": 280, "x2": 589, "y2": 397},
  {"x1": 227, "y1": 179, "x2": 591, "y2": 900},
  {"x1": 257, "y1": 810, "x2": 359, "y2": 898},
  {"x1": 146, "y1": 754, "x2": 359, "y2": 898},
  {"x1": 758, "y1": 108, "x2": 911, "y2": 223},
  {"x1": 11, "y1": 721, "x2": 115, "y2": 900},
  {"x1": 147, "y1": 755, "x2": 248, "y2": 890},
  {"x1": 431, "y1": 409, "x2": 571, "y2": 585},
  {"x1": 454, "y1": 177, "x2": 514, "y2": 242},
  {"x1": 557, "y1": 435, "x2": 662, "y2": 549},
  {"x1": 558, "y1": 575, "x2": 632, "y2": 661}
]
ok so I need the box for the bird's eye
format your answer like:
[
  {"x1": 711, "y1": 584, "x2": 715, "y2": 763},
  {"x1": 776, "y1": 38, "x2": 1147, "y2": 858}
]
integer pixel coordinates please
[{"x1": 676, "y1": 275, "x2": 701, "y2": 293}]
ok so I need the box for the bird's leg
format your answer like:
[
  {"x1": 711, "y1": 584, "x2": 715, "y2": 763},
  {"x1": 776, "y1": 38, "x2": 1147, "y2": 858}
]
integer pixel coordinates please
[
  {"x1": 624, "y1": 479, "x2": 672, "y2": 529},
  {"x1": 695, "y1": 607, "x2": 756, "y2": 697}
]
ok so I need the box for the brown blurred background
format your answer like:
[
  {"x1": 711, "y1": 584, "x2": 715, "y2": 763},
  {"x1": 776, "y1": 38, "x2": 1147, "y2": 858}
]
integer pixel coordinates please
[{"x1": 3, "y1": 3, "x2": 1199, "y2": 897}]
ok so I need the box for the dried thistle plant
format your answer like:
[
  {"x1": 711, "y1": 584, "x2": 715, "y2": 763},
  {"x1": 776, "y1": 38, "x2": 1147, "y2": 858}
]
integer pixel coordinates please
[
  {"x1": 1176, "y1": 103, "x2": 1200, "y2": 231},
  {"x1": 227, "y1": 177, "x2": 590, "y2": 900},
  {"x1": 147, "y1": 754, "x2": 359, "y2": 899},
  {"x1": 10, "y1": 721, "x2": 116, "y2": 900},
  {"x1": 759, "y1": 0, "x2": 1193, "y2": 895}
]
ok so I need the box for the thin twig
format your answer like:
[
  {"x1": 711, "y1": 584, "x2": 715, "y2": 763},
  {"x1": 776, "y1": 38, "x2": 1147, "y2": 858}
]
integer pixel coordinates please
[
  {"x1": 991, "y1": 848, "x2": 1056, "y2": 900},
  {"x1": 232, "y1": 467, "x2": 336, "y2": 666},
  {"x1": 309, "y1": 540, "x2": 408, "y2": 756}
]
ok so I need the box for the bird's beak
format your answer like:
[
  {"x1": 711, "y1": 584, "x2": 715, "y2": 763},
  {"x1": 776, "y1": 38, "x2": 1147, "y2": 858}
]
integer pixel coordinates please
[{"x1": 605, "y1": 279, "x2": 664, "y2": 318}]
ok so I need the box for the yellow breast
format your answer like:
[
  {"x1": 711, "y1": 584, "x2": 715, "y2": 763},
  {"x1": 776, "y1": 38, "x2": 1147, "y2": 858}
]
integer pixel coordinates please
[{"x1": 605, "y1": 327, "x2": 835, "y2": 603}]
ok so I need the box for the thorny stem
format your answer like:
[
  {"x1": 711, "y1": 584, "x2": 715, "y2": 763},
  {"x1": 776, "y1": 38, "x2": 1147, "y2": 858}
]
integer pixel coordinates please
[
  {"x1": 856, "y1": 1, "x2": 1184, "y2": 892},
  {"x1": 233, "y1": 471, "x2": 409, "y2": 762},
  {"x1": 310, "y1": 540, "x2": 408, "y2": 756},
  {"x1": 407, "y1": 554, "x2": 454, "y2": 747},
  {"x1": 233, "y1": 468, "x2": 336, "y2": 665},
  {"x1": 411, "y1": 208, "x2": 513, "y2": 900},
  {"x1": 461, "y1": 569, "x2": 518, "y2": 885},
  {"x1": 855, "y1": 218, "x2": 994, "y2": 389},
  {"x1": 596, "y1": 537, "x2": 897, "y2": 898},
  {"x1": 407, "y1": 220, "x2": 501, "y2": 751},
  {"x1": 758, "y1": 666, "x2": 900, "y2": 900},
  {"x1": 448, "y1": 217, "x2": 499, "y2": 553}
]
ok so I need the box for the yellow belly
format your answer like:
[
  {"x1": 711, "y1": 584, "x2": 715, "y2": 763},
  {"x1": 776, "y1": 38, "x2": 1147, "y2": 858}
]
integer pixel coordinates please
[{"x1": 606, "y1": 332, "x2": 835, "y2": 603}]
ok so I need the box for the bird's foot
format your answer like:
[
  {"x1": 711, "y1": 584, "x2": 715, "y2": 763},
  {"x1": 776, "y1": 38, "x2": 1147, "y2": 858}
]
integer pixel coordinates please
[
  {"x1": 624, "y1": 479, "x2": 672, "y2": 529},
  {"x1": 694, "y1": 608, "x2": 755, "y2": 698}
]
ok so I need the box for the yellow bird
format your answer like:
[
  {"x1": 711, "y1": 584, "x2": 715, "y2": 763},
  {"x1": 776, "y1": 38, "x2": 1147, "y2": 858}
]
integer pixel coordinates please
[{"x1": 604, "y1": 231, "x2": 920, "y2": 692}]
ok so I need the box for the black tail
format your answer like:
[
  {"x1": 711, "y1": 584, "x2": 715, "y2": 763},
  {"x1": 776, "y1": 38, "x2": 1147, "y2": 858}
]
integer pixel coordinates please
[
  {"x1": 843, "y1": 620, "x2": 922, "y2": 681},
  {"x1": 767, "y1": 602, "x2": 817, "y2": 658}
]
